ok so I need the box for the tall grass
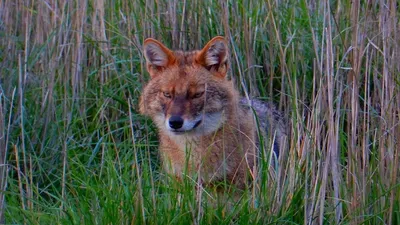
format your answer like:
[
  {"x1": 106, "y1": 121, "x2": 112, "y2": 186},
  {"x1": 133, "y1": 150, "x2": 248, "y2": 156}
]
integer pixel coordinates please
[{"x1": 0, "y1": 0, "x2": 399, "y2": 224}]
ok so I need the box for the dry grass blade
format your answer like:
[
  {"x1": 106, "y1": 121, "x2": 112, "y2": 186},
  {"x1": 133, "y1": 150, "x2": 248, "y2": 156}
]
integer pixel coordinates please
[{"x1": 0, "y1": 93, "x2": 6, "y2": 224}]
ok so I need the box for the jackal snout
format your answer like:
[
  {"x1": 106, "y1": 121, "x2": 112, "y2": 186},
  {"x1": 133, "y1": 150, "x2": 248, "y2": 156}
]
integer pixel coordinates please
[{"x1": 165, "y1": 114, "x2": 203, "y2": 134}]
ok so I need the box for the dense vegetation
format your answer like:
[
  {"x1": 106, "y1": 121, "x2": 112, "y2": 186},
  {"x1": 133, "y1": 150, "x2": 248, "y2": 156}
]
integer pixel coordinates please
[{"x1": 0, "y1": 0, "x2": 399, "y2": 224}]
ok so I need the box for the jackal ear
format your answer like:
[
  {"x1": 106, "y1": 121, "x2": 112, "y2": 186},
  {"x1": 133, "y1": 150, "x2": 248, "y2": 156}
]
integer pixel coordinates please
[
  {"x1": 196, "y1": 36, "x2": 229, "y2": 78},
  {"x1": 143, "y1": 38, "x2": 176, "y2": 78}
]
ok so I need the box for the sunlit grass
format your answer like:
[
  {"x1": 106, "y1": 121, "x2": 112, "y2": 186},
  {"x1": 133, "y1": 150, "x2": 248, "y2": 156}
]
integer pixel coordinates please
[{"x1": 0, "y1": 0, "x2": 399, "y2": 224}]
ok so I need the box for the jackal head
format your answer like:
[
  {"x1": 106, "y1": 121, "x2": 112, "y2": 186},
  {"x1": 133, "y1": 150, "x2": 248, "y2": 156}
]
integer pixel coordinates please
[{"x1": 139, "y1": 36, "x2": 236, "y2": 135}]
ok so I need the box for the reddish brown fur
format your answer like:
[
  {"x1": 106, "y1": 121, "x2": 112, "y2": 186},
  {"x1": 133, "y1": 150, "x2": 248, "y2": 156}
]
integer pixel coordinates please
[{"x1": 140, "y1": 37, "x2": 257, "y2": 188}]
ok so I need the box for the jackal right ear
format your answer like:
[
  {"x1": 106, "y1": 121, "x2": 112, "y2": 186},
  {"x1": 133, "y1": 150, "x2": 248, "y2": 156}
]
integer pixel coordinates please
[
  {"x1": 143, "y1": 38, "x2": 176, "y2": 78},
  {"x1": 196, "y1": 36, "x2": 229, "y2": 78}
]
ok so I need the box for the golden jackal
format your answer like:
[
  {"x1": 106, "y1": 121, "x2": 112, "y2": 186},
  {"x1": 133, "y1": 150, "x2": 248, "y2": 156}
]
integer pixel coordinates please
[{"x1": 139, "y1": 36, "x2": 285, "y2": 189}]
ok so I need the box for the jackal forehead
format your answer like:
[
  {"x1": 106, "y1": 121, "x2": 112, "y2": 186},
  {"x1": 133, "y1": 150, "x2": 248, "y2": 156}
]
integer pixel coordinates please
[
  {"x1": 161, "y1": 79, "x2": 205, "y2": 95},
  {"x1": 173, "y1": 50, "x2": 199, "y2": 66}
]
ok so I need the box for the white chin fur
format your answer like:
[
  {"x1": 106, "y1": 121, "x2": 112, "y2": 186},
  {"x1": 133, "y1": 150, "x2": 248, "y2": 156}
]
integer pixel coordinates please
[{"x1": 165, "y1": 112, "x2": 224, "y2": 135}]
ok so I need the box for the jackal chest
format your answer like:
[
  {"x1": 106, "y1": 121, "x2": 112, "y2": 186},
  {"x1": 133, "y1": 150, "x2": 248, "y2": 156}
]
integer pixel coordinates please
[{"x1": 159, "y1": 133, "x2": 254, "y2": 184}]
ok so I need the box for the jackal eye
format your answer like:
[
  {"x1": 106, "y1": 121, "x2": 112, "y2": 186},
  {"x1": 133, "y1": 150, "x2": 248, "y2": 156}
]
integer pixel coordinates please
[
  {"x1": 193, "y1": 92, "x2": 204, "y2": 99},
  {"x1": 163, "y1": 92, "x2": 172, "y2": 98}
]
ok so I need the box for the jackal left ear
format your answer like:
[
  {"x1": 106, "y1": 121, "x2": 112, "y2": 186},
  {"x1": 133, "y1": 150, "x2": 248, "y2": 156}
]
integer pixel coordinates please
[
  {"x1": 143, "y1": 38, "x2": 176, "y2": 78},
  {"x1": 196, "y1": 36, "x2": 229, "y2": 78}
]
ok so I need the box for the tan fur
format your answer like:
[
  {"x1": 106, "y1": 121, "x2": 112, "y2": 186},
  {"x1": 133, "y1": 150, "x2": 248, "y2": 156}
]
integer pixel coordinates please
[{"x1": 139, "y1": 37, "x2": 268, "y2": 189}]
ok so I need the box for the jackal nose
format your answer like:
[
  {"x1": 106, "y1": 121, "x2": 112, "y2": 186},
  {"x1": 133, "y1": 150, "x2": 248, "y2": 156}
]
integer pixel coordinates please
[{"x1": 169, "y1": 116, "x2": 184, "y2": 129}]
